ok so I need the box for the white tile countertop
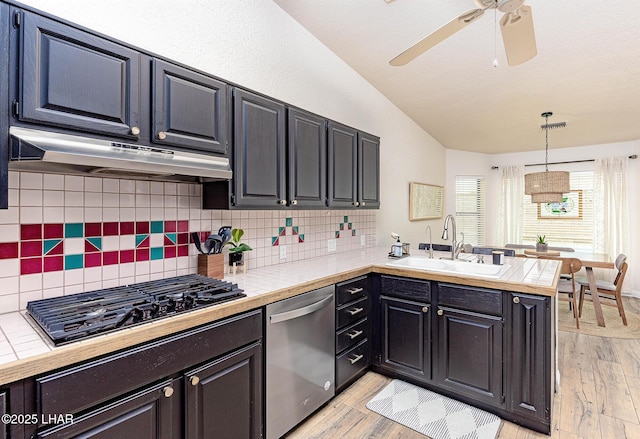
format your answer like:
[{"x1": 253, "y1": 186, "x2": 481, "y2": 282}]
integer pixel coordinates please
[{"x1": 0, "y1": 247, "x2": 560, "y2": 385}]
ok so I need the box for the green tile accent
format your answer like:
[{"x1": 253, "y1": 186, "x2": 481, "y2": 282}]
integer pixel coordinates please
[
  {"x1": 136, "y1": 234, "x2": 149, "y2": 247},
  {"x1": 43, "y1": 239, "x2": 61, "y2": 255},
  {"x1": 150, "y1": 247, "x2": 164, "y2": 260},
  {"x1": 166, "y1": 233, "x2": 177, "y2": 244},
  {"x1": 299, "y1": 234, "x2": 305, "y2": 242},
  {"x1": 292, "y1": 226, "x2": 299, "y2": 235},
  {"x1": 348, "y1": 222, "x2": 352, "y2": 229},
  {"x1": 86, "y1": 237, "x2": 102, "y2": 251},
  {"x1": 65, "y1": 223, "x2": 83, "y2": 238},
  {"x1": 272, "y1": 237, "x2": 279, "y2": 246},
  {"x1": 352, "y1": 229, "x2": 357, "y2": 236},
  {"x1": 335, "y1": 231, "x2": 340, "y2": 238},
  {"x1": 65, "y1": 254, "x2": 84, "y2": 270},
  {"x1": 343, "y1": 215, "x2": 348, "y2": 222},
  {"x1": 151, "y1": 221, "x2": 164, "y2": 233},
  {"x1": 279, "y1": 227, "x2": 285, "y2": 236},
  {"x1": 285, "y1": 217, "x2": 293, "y2": 227}
]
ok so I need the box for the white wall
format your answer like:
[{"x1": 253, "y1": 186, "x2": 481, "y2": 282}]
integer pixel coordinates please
[
  {"x1": 17, "y1": 0, "x2": 446, "y2": 250},
  {"x1": 447, "y1": 140, "x2": 640, "y2": 295}
]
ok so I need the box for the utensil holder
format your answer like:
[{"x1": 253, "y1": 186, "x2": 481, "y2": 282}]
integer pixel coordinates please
[{"x1": 197, "y1": 253, "x2": 225, "y2": 279}]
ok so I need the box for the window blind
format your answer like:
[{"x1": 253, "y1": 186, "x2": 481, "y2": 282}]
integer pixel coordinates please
[{"x1": 455, "y1": 176, "x2": 485, "y2": 246}]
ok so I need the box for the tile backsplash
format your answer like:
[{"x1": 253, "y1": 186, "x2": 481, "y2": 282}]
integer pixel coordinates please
[{"x1": 0, "y1": 171, "x2": 377, "y2": 313}]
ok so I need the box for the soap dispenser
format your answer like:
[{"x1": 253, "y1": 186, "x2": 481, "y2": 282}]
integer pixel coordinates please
[{"x1": 392, "y1": 237, "x2": 403, "y2": 257}]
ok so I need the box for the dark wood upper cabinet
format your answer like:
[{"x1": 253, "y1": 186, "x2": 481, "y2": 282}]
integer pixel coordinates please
[
  {"x1": 328, "y1": 121, "x2": 380, "y2": 208},
  {"x1": 17, "y1": 10, "x2": 140, "y2": 139},
  {"x1": 232, "y1": 88, "x2": 286, "y2": 208},
  {"x1": 152, "y1": 59, "x2": 228, "y2": 154},
  {"x1": 287, "y1": 108, "x2": 327, "y2": 207},
  {"x1": 0, "y1": 2, "x2": 9, "y2": 209}
]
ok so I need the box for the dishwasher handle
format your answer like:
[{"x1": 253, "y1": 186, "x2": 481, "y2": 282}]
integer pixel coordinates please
[{"x1": 269, "y1": 294, "x2": 334, "y2": 324}]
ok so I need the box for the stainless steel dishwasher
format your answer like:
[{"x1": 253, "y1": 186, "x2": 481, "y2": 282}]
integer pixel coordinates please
[{"x1": 266, "y1": 285, "x2": 335, "y2": 439}]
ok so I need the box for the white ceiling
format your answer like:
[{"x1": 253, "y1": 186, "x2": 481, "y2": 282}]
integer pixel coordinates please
[{"x1": 274, "y1": 0, "x2": 640, "y2": 154}]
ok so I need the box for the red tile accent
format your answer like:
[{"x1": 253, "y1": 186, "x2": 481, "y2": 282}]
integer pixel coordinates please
[
  {"x1": 0, "y1": 242, "x2": 19, "y2": 259},
  {"x1": 21, "y1": 241, "x2": 42, "y2": 257},
  {"x1": 44, "y1": 256, "x2": 64, "y2": 272},
  {"x1": 20, "y1": 257, "x2": 42, "y2": 275},
  {"x1": 44, "y1": 223, "x2": 64, "y2": 239},
  {"x1": 120, "y1": 222, "x2": 135, "y2": 235},
  {"x1": 120, "y1": 249, "x2": 135, "y2": 263},
  {"x1": 85, "y1": 240, "x2": 100, "y2": 253},
  {"x1": 164, "y1": 220, "x2": 177, "y2": 233},
  {"x1": 21, "y1": 224, "x2": 42, "y2": 240},
  {"x1": 177, "y1": 233, "x2": 188, "y2": 244},
  {"x1": 136, "y1": 221, "x2": 150, "y2": 234},
  {"x1": 136, "y1": 248, "x2": 150, "y2": 261},
  {"x1": 164, "y1": 235, "x2": 175, "y2": 246},
  {"x1": 164, "y1": 246, "x2": 176, "y2": 258},
  {"x1": 84, "y1": 253, "x2": 102, "y2": 268},
  {"x1": 103, "y1": 251, "x2": 119, "y2": 265},
  {"x1": 177, "y1": 245, "x2": 189, "y2": 257},
  {"x1": 85, "y1": 222, "x2": 102, "y2": 237},
  {"x1": 48, "y1": 241, "x2": 64, "y2": 255},
  {"x1": 103, "y1": 222, "x2": 119, "y2": 236},
  {"x1": 138, "y1": 236, "x2": 150, "y2": 248},
  {"x1": 178, "y1": 220, "x2": 189, "y2": 232}
]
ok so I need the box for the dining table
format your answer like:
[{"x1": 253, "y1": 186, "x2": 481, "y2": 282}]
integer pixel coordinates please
[{"x1": 518, "y1": 250, "x2": 614, "y2": 327}]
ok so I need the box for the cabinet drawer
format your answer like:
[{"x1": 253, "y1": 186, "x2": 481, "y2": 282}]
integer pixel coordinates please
[
  {"x1": 336, "y1": 317, "x2": 369, "y2": 354},
  {"x1": 36, "y1": 310, "x2": 262, "y2": 418},
  {"x1": 381, "y1": 275, "x2": 431, "y2": 302},
  {"x1": 336, "y1": 296, "x2": 370, "y2": 329},
  {"x1": 438, "y1": 283, "x2": 502, "y2": 316},
  {"x1": 336, "y1": 339, "x2": 370, "y2": 390},
  {"x1": 336, "y1": 276, "x2": 368, "y2": 306}
]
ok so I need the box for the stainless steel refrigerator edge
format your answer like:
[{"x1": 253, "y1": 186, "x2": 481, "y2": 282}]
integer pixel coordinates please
[{"x1": 266, "y1": 285, "x2": 336, "y2": 439}]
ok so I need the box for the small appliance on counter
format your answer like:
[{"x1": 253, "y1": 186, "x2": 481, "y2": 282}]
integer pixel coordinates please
[{"x1": 388, "y1": 232, "x2": 410, "y2": 258}]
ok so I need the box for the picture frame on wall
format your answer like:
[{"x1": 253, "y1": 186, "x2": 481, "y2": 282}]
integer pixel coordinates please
[
  {"x1": 409, "y1": 182, "x2": 444, "y2": 221},
  {"x1": 538, "y1": 190, "x2": 583, "y2": 219}
]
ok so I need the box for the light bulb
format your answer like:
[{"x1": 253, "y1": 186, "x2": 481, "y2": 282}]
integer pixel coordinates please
[{"x1": 493, "y1": 58, "x2": 499, "y2": 68}]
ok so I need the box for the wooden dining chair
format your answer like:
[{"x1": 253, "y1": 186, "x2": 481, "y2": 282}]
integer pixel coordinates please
[
  {"x1": 577, "y1": 254, "x2": 628, "y2": 326},
  {"x1": 539, "y1": 256, "x2": 582, "y2": 328}
]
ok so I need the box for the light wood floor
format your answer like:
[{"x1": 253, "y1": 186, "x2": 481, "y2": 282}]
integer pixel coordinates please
[{"x1": 285, "y1": 297, "x2": 640, "y2": 439}]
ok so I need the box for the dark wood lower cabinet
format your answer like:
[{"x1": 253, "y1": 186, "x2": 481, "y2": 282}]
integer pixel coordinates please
[{"x1": 185, "y1": 342, "x2": 262, "y2": 439}]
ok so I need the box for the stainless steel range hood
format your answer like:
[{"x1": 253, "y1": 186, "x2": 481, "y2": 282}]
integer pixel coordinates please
[{"x1": 9, "y1": 126, "x2": 232, "y2": 182}]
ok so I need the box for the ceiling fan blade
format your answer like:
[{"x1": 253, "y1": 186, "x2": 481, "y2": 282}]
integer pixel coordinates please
[
  {"x1": 389, "y1": 8, "x2": 485, "y2": 66},
  {"x1": 500, "y1": 4, "x2": 537, "y2": 66}
]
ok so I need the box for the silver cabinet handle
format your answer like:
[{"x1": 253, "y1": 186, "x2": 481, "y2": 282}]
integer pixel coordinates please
[
  {"x1": 348, "y1": 354, "x2": 364, "y2": 365},
  {"x1": 278, "y1": 199, "x2": 287, "y2": 205},
  {"x1": 163, "y1": 386, "x2": 174, "y2": 398},
  {"x1": 361, "y1": 202, "x2": 366, "y2": 206},
  {"x1": 190, "y1": 376, "x2": 200, "y2": 386},
  {"x1": 130, "y1": 126, "x2": 140, "y2": 136},
  {"x1": 157, "y1": 131, "x2": 167, "y2": 140},
  {"x1": 422, "y1": 306, "x2": 429, "y2": 313},
  {"x1": 513, "y1": 297, "x2": 521, "y2": 304},
  {"x1": 352, "y1": 201, "x2": 360, "y2": 206},
  {"x1": 290, "y1": 200, "x2": 298, "y2": 205},
  {"x1": 437, "y1": 309, "x2": 444, "y2": 316},
  {"x1": 347, "y1": 287, "x2": 364, "y2": 295},
  {"x1": 347, "y1": 307, "x2": 364, "y2": 316},
  {"x1": 347, "y1": 330, "x2": 363, "y2": 339}
]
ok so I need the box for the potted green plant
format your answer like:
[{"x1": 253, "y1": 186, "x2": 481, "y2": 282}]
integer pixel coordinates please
[
  {"x1": 225, "y1": 228, "x2": 252, "y2": 266},
  {"x1": 536, "y1": 235, "x2": 548, "y2": 252}
]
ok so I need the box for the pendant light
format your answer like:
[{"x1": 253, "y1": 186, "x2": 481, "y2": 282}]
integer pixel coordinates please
[{"x1": 524, "y1": 112, "x2": 570, "y2": 203}]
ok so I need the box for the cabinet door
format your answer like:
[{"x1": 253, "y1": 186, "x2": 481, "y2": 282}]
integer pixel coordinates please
[
  {"x1": 357, "y1": 132, "x2": 380, "y2": 208},
  {"x1": 0, "y1": 3, "x2": 9, "y2": 209},
  {"x1": 152, "y1": 59, "x2": 227, "y2": 154},
  {"x1": 0, "y1": 389, "x2": 6, "y2": 439},
  {"x1": 508, "y1": 293, "x2": 551, "y2": 423},
  {"x1": 436, "y1": 307, "x2": 503, "y2": 407},
  {"x1": 232, "y1": 88, "x2": 286, "y2": 207},
  {"x1": 327, "y1": 121, "x2": 358, "y2": 208},
  {"x1": 36, "y1": 380, "x2": 178, "y2": 439},
  {"x1": 185, "y1": 342, "x2": 262, "y2": 439},
  {"x1": 287, "y1": 108, "x2": 326, "y2": 207},
  {"x1": 17, "y1": 10, "x2": 140, "y2": 139},
  {"x1": 379, "y1": 295, "x2": 431, "y2": 382}
]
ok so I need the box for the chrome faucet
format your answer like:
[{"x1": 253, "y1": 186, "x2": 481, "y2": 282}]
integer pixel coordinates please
[
  {"x1": 442, "y1": 214, "x2": 463, "y2": 260},
  {"x1": 424, "y1": 225, "x2": 433, "y2": 258}
]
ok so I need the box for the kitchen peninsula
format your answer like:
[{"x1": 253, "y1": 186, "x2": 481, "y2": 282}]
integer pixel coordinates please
[{"x1": 0, "y1": 248, "x2": 560, "y2": 437}]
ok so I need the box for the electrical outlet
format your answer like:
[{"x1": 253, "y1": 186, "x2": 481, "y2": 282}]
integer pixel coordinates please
[
  {"x1": 328, "y1": 239, "x2": 337, "y2": 252},
  {"x1": 360, "y1": 234, "x2": 366, "y2": 246},
  {"x1": 280, "y1": 245, "x2": 287, "y2": 259}
]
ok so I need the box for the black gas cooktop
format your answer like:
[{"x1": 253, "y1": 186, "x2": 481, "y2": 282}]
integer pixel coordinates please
[{"x1": 27, "y1": 274, "x2": 245, "y2": 345}]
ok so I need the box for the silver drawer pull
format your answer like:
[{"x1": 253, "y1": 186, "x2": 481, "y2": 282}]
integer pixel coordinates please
[
  {"x1": 348, "y1": 354, "x2": 364, "y2": 365},
  {"x1": 347, "y1": 287, "x2": 364, "y2": 295},
  {"x1": 347, "y1": 330, "x2": 363, "y2": 339},
  {"x1": 347, "y1": 307, "x2": 364, "y2": 316}
]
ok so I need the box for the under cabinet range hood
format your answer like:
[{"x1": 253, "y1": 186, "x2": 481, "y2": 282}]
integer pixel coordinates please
[{"x1": 8, "y1": 127, "x2": 232, "y2": 182}]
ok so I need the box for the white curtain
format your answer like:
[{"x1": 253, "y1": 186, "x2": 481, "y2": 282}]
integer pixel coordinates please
[
  {"x1": 495, "y1": 165, "x2": 524, "y2": 246},
  {"x1": 593, "y1": 157, "x2": 630, "y2": 263}
]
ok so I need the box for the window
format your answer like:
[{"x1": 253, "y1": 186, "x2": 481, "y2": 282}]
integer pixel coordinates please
[
  {"x1": 522, "y1": 171, "x2": 594, "y2": 251},
  {"x1": 455, "y1": 176, "x2": 485, "y2": 246}
]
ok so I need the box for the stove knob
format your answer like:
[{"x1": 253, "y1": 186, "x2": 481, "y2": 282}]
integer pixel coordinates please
[
  {"x1": 163, "y1": 386, "x2": 174, "y2": 398},
  {"x1": 190, "y1": 376, "x2": 200, "y2": 386}
]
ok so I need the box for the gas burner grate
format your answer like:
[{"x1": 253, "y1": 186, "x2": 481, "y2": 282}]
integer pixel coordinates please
[{"x1": 27, "y1": 274, "x2": 245, "y2": 345}]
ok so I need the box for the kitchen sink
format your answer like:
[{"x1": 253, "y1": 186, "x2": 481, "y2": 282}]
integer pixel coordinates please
[{"x1": 385, "y1": 256, "x2": 511, "y2": 278}]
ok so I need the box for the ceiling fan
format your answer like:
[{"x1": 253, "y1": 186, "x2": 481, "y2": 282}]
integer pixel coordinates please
[{"x1": 389, "y1": 0, "x2": 537, "y2": 67}]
